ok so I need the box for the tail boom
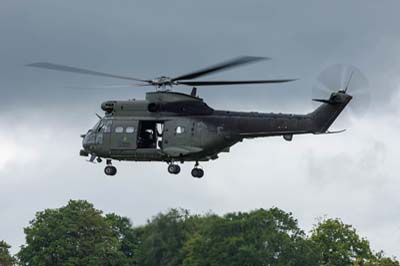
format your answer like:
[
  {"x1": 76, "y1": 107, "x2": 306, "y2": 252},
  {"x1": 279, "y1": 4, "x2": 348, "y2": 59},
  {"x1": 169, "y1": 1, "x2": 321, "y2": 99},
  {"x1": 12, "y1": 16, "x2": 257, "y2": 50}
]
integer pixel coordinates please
[{"x1": 309, "y1": 91, "x2": 352, "y2": 133}]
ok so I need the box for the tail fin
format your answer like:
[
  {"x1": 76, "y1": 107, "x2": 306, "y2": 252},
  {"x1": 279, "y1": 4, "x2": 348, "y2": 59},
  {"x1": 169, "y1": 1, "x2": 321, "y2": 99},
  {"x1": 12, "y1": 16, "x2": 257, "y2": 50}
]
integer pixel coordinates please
[{"x1": 308, "y1": 91, "x2": 352, "y2": 134}]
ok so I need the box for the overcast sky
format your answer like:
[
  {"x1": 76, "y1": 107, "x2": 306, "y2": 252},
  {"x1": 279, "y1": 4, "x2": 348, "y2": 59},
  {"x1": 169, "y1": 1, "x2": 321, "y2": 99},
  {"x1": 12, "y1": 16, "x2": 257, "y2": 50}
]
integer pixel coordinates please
[{"x1": 1, "y1": 0, "x2": 400, "y2": 257}]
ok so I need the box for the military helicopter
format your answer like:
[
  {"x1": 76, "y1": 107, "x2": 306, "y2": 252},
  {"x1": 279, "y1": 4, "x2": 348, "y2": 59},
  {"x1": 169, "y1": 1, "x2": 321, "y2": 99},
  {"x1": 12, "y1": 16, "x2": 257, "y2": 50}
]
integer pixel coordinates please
[{"x1": 27, "y1": 56, "x2": 366, "y2": 178}]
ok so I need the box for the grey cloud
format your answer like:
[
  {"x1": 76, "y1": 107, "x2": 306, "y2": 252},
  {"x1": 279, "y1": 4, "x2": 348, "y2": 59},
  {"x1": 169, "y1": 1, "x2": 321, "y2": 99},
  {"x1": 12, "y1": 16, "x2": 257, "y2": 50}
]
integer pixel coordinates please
[{"x1": 1, "y1": 0, "x2": 400, "y2": 258}]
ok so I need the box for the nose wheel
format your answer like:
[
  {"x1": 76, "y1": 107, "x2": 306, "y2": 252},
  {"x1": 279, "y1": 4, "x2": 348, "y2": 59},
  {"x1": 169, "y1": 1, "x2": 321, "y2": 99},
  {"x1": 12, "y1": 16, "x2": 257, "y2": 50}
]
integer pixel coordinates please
[
  {"x1": 191, "y1": 162, "x2": 204, "y2": 178},
  {"x1": 167, "y1": 163, "x2": 181, "y2": 175},
  {"x1": 104, "y1": 159, "x2": 117, "y2": 176}
]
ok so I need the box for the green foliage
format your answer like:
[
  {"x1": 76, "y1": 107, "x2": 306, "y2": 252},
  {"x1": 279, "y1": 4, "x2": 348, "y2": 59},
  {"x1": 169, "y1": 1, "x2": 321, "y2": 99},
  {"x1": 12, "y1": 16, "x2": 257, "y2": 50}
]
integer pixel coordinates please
[
  {"x1": 17, "y1": 200, "x2": 133, "y2": 266},
  {"x1": 134, "y1": 208, "x2": 194, "y2": 266},
  {"x1": 15, "y1": 200, "x2": 399, "y2": 266},
  {"x1": 311, "y1": 218, "x2": 373, "y2": 266},
  {"x1": 105, "y1": 213, "x2": 140, "y2": 265},
  {"x1": 362, "y1": 251, "x2": 400, "y2": 266},
  {"x1": 0, "y1": 240, "x2": 16, "y2": 266},
  {"x1": 182, "y1": 208, "x2": 320, "y2": 266}
]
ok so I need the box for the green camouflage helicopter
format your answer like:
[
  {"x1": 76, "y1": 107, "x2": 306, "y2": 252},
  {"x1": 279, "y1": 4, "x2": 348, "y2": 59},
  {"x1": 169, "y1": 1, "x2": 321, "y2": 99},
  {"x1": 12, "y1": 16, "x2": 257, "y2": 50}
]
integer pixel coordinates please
[{"x1": 27, "y1": 56, "x2": 367, "y2": 178}]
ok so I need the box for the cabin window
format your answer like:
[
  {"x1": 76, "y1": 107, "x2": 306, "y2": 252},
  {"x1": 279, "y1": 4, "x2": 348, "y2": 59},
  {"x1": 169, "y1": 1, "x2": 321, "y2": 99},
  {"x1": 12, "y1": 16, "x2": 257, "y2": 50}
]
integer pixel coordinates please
[
  {"x1": 126, "y1": 127, "x2": 135, "y2": 133},
  {"x1": 175, "y1": 126, "x2": 185, "y2": 134},
  {"x1": 115, "y1": 126, "x2": 124, "y2": 133}
]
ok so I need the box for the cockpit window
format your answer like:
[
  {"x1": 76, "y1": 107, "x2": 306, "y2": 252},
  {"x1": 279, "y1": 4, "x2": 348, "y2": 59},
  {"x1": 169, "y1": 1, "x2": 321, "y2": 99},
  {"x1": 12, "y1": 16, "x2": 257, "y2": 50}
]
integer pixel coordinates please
[
  {"x1": 97, "y1": 122, "x2": 105, "y2": 132},
  {"x1": 92, "y1": 121, "x2": 101, "y2": 131},
  {"x1": 103, "y1": 120, "x2": 112, "y2": 133}
]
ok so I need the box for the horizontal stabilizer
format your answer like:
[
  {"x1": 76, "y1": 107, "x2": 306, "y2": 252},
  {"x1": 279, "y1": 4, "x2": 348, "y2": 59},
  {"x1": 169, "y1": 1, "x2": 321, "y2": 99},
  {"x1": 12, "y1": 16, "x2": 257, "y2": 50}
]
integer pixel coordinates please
[
  {"x1": 312, "y1": 98, "x2": 335, "y2": 104},
  {"x1": 315, "y1": 129, "x2": 346, "y2": 135}
]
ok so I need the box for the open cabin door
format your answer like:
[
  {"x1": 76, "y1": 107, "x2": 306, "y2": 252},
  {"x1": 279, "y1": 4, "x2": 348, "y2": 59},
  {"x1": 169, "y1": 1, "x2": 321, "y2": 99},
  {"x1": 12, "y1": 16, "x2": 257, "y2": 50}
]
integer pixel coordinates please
[{"x1": 137, "y1": 121, "x2": 164, "y2": 150}]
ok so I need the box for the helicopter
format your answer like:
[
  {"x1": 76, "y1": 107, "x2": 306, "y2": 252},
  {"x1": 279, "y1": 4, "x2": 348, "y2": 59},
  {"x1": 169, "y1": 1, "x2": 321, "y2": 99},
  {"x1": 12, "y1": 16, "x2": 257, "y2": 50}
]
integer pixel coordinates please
[{"x1": 27, "y1": 56, "x2": 364, "y2": 178}]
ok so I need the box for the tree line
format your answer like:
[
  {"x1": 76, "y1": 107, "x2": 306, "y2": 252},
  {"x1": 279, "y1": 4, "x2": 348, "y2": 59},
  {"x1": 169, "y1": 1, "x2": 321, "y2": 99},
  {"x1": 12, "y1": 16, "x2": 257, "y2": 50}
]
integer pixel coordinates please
[{"x1": 0, "y1": 200, "x2": 398, "y2": 266}]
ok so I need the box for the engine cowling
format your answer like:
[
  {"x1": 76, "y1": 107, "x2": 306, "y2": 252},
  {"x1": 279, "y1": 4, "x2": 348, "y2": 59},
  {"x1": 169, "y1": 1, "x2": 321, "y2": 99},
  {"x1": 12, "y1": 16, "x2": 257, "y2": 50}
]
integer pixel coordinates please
[
  {"x1": 147, "y1": 101, "x2": 213, "y2": 115},
  {"x1": 101, "y1": 101, "x2": 116, "y2": 113}
]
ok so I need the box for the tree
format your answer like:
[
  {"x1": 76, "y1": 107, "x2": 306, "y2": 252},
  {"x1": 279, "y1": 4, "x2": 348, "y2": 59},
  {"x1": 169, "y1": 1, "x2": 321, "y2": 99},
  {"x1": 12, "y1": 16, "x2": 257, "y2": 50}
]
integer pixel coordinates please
[
  {"x1": 362, "y1": 251, "x2": 400, "y2": 266},
  {"x1": 0, "y1": 240, "x2": 15, "y2": 266},
  {"x1": 134, "y1": 208, "x2": 194, "y2": 266},
  {"x1": 15, "y1": 200, "x2": 399, "y2": 266},
  {"x1": 17, "y1": 200, "x2": 135, "y2": 266},
  {"x1": 182, "y1": 208, "x2": 320, "y2": 266},
  {"x1": 311, "y1": 218, "x2": 373, "y2": 266},
  {"x1": 105, "y1": 213, "x2": 141, "y2": 265}
]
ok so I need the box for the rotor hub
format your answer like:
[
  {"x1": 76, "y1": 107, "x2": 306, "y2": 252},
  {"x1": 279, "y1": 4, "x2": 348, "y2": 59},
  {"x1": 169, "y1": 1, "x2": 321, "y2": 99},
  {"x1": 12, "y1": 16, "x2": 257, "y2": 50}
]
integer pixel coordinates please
[{"x1": 151, "y1": 76, "x2": 176, "y2": 88}]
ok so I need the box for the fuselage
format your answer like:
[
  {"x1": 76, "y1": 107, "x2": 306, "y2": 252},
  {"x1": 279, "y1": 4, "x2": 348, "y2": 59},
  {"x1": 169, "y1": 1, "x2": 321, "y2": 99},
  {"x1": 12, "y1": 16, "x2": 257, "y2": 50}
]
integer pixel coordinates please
[{"x1": 81, "y1": 90, "x2": 351, "y2": 163}]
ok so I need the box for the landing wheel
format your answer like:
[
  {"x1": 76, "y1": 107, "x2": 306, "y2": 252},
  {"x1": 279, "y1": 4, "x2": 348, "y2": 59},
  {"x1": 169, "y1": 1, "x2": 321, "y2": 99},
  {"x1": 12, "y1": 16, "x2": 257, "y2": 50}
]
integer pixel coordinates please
[
  {"x1": 191, "y1": 168, "x2": 204, "y2": 178},
  {"x1": 104, "y1": 165, "x2": 117, "y2": 176},
  {"x1": 168, "y1": 164, "x2": 181, "y2": 175}
]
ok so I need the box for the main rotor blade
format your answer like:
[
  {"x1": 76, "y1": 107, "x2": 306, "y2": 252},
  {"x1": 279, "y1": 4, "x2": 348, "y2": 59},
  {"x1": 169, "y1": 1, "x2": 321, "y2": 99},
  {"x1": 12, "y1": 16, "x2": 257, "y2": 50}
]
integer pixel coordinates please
[
  {"x1": 177, "y1": 79, "x2": 297, "y2": 86},
  {"x1": 26, "y1": 62, "x2": 149, "y2": 82},
  {"x1": 64, "y1": 83, "x2": 152, "y2": 90},
  {"x1": 172, "y1": 56, "x2": 270, "y2": 81}
]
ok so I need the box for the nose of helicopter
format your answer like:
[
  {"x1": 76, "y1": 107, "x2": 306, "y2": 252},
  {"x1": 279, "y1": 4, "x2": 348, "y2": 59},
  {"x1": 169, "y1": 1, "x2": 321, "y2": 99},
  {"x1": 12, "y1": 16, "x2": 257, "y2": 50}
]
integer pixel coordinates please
[
  {"x1": 82, "y1": 134, "x2": 89, "y2": 149},
  {"x1": 82, "y1": 131, "x2": 92, "y2": 148},
  {"x1": 80, "y1": 130, "x2": 94, "y2": 156}
]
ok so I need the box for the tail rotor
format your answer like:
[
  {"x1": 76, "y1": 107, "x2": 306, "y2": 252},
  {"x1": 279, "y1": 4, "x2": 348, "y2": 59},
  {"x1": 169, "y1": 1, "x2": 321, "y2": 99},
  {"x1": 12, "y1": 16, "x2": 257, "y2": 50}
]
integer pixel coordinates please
[{"x1": 312, "y1": 64, "x2": 371, "y2": 126}]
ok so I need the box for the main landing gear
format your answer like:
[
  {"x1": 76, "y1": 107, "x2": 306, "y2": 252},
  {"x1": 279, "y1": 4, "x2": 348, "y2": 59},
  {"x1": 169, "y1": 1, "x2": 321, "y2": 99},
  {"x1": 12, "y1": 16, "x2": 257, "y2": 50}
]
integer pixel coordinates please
[
  {"x1": 191, "y1": 162, "x2": 204, "y2": 178},
  {"x1": 104, "y1": 159, "x2": 117, "y2": 176},
  {"x1": 167, "y1": 163, "x2": 181, "y2": 175},
  {"x1": 166, "y1": 161, "x2": 204, "y2": 178}
]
